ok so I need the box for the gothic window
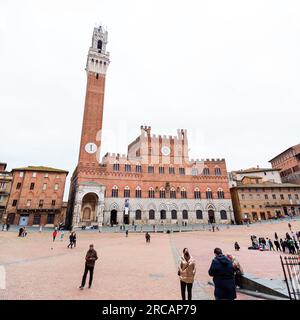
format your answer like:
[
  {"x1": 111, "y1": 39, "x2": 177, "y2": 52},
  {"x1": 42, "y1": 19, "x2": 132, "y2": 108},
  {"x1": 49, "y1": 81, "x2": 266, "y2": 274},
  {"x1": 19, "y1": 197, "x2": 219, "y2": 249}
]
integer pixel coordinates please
[
  {"x1": 206, "y1": 188, "x2": 213, "y2": 199},
  {"x1": 97, "y1": 40, "x2": 102, "y2": 51},
  {"x1": 217, "y1": 189, "x2": 225, "y2": 199},
  {"x1": 170, "y1": 188, "x2": 176, "y2": 199},
  {"x1": 196, "y1": 210, "x2": 203, "y2": 219},
  {"x1": 171, "y1": 210, "x2": 177, "y2": 219},
  {"x1": 169, "y1": 167, "x2": 175, "y2": 174},
  {"x1": 125, "y1": 164, "x2": 131, "y2": 172},
  {"x1": 112, "y1": 186, "x2": 118, "y2": 198},
  {"x1": 215, "y1": 167, "x2": 221, "y2": 176},
  {"x1": 220, "y1": 210, "x2": 227, "y2": 220},
  {"x1": 181, "y1": 188, "x2": 187, "y2": 199},
  {"x1": 148, "y1": 187, "x2": 155, "y2": 198},
  {"x1": 179, "y1": 168, "x2": 185, "y2": 175},
  {"x1": 136, "y1": 164, "x2": 142, "y2": 173},
  {"x1": 159, "y1": 167, "x2": 165, "y2": 174},
  {"x1": 124, "y1": 186, "x2": 130, "y2": 198},
  {"x1": 192, "y1": 168, "x2": 198, "y2": 176},
  {"x1": 203, "y1": 168, "x2": 210, "y2": 176},
  {"x1": 135, "y1": 186, "x2": 142, "y2": 198},
  {"x1": 182, "y1": 210, "x2": 188, "y2": 219},
  {"x1": 135, "y1": 210, "x2": 142, "y2": 220},
  {"x1": 160, "y1": 188, "x2": 166, "y2": 199},
  {"x1": 113, "y1": 163, "x2": 120, "y2": 171},
  {"x1": 160, "y1": 210, "x2": 166, "y2": 220},
  {"x1": 194, "y1": 188, "x2": 201, "y2": 199},
  {"x1": 148, "y1": 166, "x2": 154, "y2": 174},
  {"x1": 149, "y1": 210, "x2": 155, "y2": 220}
]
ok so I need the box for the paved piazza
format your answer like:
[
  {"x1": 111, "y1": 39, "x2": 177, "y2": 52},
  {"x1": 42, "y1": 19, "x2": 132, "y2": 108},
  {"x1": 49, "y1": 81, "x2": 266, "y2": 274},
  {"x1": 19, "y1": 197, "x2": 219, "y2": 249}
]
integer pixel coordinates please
[{"x1": 0, "y1": 219, "x2": 299, "y2": 300}]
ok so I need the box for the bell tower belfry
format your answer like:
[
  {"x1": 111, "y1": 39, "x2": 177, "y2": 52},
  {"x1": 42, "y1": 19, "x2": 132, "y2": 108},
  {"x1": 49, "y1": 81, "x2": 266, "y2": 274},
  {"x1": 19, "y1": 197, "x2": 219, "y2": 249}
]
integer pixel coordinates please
[{"x1": 78, "y1": 25, "x2": 110, "y2": 166}]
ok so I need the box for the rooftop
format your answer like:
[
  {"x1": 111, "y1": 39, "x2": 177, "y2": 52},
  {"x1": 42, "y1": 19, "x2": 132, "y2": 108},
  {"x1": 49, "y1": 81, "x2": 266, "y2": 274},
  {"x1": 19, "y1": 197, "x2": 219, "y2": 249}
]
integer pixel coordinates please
[
  {"x1": 236, "y1": 167, "x2": 280, "y2": 174},
  {"x1": 232, "y1": 182, "x2": 300, "y2": 189},
  {"x1": 12, "y1": 166, "x2": 68, "y2": 174},
  {"x1": 269, "y1": 143, "x2": 300, "y2": 162}
]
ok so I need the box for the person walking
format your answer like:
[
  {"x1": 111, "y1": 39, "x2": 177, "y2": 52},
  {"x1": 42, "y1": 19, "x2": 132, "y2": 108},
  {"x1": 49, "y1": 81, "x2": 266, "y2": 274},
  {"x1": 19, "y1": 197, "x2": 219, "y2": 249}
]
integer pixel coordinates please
[
  {"x1": 274, "y1": 239, "x2": 281, "y2": 251},
  {"x1": 60, "y1": 229, "x2": 65, "y2": 241},
  {"x1": 39, "y1": 225, "x2": 43, "y2": 233},
  {"x1": 23, "y1": 227, "x2": 27, "y2": 237},
  {"x1": 73, "y1": 232, "x2": 77, "y2": 248},
  {"x1": 288, "y1": 222, "x2": 292, "y2": 231},
  {"x1": 178, "y1": 248, "x2": 196, "y2": 300},
  {"x1": 234, "y1": 242, "x2": 240, "y2": 251},
  {"x1": 6, "y1": 223, "x2": 10, "y2": 231},
  {"x1": 268, "y1": 238, "x2": 275, "y2": 251},
  {"x1": 52, "y1": 229, "x2": 58, "y2": 242},
  {"x1": 208, "y1": 248, "x2": 236, "y2": 300},
  {"x1": 67, "y1": 232, "x2": 74, "y2": 248},
  {"x1": 274, "y1": 232, "x2": 278, "y2": 240},
  {"x1": 145, "y1": 232, "x2": 150, "y2": 243},
  {"x1": 79, "y1": 244, "x2": 98, "y2": 290},
  {"x1": 125, "y1": 230, "x2": 128, "y2": 237}
]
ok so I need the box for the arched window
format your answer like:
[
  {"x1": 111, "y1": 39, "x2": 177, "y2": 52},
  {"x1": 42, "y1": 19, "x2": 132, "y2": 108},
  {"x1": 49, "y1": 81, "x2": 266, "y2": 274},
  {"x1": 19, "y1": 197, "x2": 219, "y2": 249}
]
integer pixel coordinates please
[
  {"x1": 112, "y1": 186, "x2": 118, "y2": 198},
  {"x1": 135, "y1": 186, "x2": 142, "y2": 198},
  {"x1": 192, "y1": 167, "x2": 198, "y2": 176},
  {"x1": 97, "y1": 40, "x2": 102, "y2": 51},
  {"x1": 182, "y1": 210, "x2": 188, "y2": 220},
  {"x1": 181, "y1": 188, "x2": 187, "y2": 199},
  {"x1": 169, "y1": 167, "x2": 175, "y2": 174},
  {"x1": 160, "y1": 210, "x2": 166, "y2": 220},
  {"x1": 113, "y1": 162, "x2": 120, "y2": 171},
  {"x1": 149, "y1": 210, "x2": 155, "y2": 220},
  {"x1": 171, "y1": 210, "x2": 177, "y2": 219},
  {"x1": 170, "y1": 187, "x2": 176, "y2": 199},
  {"x1": 136, "y1": 164, "x2": 142, "y2": 173},
  {"x1": 125, "y1": 164, "x2": 131, "y2": 172},
  {"x1": 194, "y1": 188, "x2": 201, "y2": 199},
  {"x1": 203, "y1": 168, "x2": 210, "y2": 176},
  {"x1": 215, "y1": 167, "x2": 221, "y2": 176},
  {"x1": 196, "y1": 210, "x2": 203, "y2": 219},
  {"x1": 217, "y1": 188, "x2": 225, "y2": 199},
  {"x1": 160, "y1": 188, "x2": 166, "y2": 199},
  {"x1": 220, "y1": 210, "x2": 227, "y2": 220},
  {"x1": 148, "y1": 187, "x2": 155, "y2": 198},
  {"x1": 124, "y1": 186, "x2": 130, "y2": 198},
  {"x1": 206, "y1": 188, "x2": 213, "y2": 199},
  {"x1": 135, "y1": 210, "x2": 142, "y2": 220}
]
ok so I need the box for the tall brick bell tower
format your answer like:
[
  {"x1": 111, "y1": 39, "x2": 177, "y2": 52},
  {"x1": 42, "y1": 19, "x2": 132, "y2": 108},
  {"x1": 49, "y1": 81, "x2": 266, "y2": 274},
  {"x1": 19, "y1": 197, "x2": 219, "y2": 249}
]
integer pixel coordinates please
[{"x1": 67, "y1": 26, "x2": 110, "y2": 229}]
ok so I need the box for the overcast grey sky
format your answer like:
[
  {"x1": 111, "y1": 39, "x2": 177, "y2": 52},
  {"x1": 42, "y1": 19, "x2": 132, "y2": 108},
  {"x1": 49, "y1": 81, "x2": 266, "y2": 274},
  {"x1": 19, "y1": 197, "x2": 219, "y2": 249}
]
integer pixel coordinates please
[{"x1": 1, "y1": 0, "x2": 299, "y2": 199}]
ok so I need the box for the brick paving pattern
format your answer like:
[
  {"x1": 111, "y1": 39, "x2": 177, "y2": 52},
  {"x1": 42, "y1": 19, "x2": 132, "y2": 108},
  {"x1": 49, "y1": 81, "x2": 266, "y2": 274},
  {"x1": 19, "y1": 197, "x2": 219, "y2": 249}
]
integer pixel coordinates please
[{"x1": 0, "y1": 219, "x2": 299, "y2": 300}]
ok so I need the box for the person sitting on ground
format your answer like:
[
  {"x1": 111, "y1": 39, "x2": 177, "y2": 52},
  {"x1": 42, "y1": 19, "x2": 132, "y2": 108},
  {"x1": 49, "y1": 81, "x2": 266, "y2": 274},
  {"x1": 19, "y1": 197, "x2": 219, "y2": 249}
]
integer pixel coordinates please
[
  {"x1": 234, "y1": 242, "x2": 240, "y2": 251},
  {"x1": 18, "y1": 227, "x2": 24, "y2": 237}
]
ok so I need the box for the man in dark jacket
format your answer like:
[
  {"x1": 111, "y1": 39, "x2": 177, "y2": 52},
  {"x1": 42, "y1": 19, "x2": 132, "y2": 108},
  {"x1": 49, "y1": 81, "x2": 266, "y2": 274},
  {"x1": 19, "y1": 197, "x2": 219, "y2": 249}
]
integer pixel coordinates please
[
  {"x1": 79, "y1": 244, "x2": 98, "y2": 289},
  {"x1": 208, "y1": 248, "x2": 237, "y2": 300}
]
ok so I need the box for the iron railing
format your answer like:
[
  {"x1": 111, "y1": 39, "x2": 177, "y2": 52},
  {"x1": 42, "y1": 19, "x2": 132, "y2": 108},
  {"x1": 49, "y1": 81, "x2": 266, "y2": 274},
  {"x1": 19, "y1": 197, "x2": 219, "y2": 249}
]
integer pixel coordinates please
[{"x1": 280, "y1": 255, "x2": 300, "y2": 300}]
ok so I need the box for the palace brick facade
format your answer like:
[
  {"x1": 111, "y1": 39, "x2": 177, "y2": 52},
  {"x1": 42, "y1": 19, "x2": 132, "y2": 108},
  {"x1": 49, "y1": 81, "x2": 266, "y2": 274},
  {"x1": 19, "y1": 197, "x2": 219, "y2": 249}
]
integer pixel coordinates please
[
  {"x1": 66, "y1": 26, "x2": 233, "y2": 228},
  {"x1": 5, "y1": 166, "x2": 68, "y2": 226}
]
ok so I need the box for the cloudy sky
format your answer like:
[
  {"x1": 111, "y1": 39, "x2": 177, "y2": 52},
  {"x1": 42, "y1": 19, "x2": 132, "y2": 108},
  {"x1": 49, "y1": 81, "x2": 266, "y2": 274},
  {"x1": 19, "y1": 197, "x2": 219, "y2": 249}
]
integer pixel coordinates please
[{"x1": 1, "y1": 0, "x2": 299, "y2": 199}]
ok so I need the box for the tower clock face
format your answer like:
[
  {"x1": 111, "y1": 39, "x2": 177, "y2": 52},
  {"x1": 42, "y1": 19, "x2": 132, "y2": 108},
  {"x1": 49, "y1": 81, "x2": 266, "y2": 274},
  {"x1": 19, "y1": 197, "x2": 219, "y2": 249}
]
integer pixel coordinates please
[
  {"x1": 85, "y1": 142, "x2": 97, "y2": 154},
  {"x1": 161, "y1": 146, "x2": 170, "y2": 156}
]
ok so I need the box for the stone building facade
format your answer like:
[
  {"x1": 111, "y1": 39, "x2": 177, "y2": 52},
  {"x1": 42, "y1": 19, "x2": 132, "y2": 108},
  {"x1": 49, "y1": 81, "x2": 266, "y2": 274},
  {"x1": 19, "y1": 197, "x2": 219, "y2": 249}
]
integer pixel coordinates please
[
  {"x1": 0, "y1": 163, "x2": 12, "y2": 223},
  {"x1": 5, "y1": 166, "x2": 68, "y2": 226},
  {"x1": 231, "y1": 176, "x2": 300, "y2": 224},
  {"x1": 269, "y1": 144, "x2": 300, "y2": 184},
  {"x1": 66, "y1": 26, "x2": 233, "y2": 229}
]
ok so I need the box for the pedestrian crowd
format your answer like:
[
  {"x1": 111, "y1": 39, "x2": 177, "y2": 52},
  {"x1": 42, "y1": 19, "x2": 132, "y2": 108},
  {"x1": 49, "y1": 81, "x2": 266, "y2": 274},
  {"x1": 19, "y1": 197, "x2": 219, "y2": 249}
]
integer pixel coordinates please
[{"x1": 248, "y1": 224, "x2": 300, "y2": 254}]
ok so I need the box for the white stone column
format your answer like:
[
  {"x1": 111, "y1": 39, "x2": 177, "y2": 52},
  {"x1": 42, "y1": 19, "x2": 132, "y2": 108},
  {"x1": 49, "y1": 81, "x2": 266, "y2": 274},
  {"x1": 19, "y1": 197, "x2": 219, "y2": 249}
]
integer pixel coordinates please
[{"x1": 72, "y1": 202, "x2": 81, "y2": 228}]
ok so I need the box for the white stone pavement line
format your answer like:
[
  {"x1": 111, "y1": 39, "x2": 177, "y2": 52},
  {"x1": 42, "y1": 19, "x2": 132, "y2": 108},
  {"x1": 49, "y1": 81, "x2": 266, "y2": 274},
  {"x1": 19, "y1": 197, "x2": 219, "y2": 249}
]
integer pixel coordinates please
[
  {"x1": 0, "y1": 249, "x2": 86, "y2": 267},
  {"x1": 169, "y1": 235, "x2": 212, "y2": 300}
]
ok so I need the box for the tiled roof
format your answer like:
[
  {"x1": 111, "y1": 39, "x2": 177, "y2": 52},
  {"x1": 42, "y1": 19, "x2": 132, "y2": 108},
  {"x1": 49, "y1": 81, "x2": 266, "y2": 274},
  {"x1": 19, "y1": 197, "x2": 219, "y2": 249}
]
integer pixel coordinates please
[
  {"x1": 233, "y1": 183, "x2": 300, "y2": 189},
  {"x1": 12, "y1": 166, "x2": 68, "y2": 174}
]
